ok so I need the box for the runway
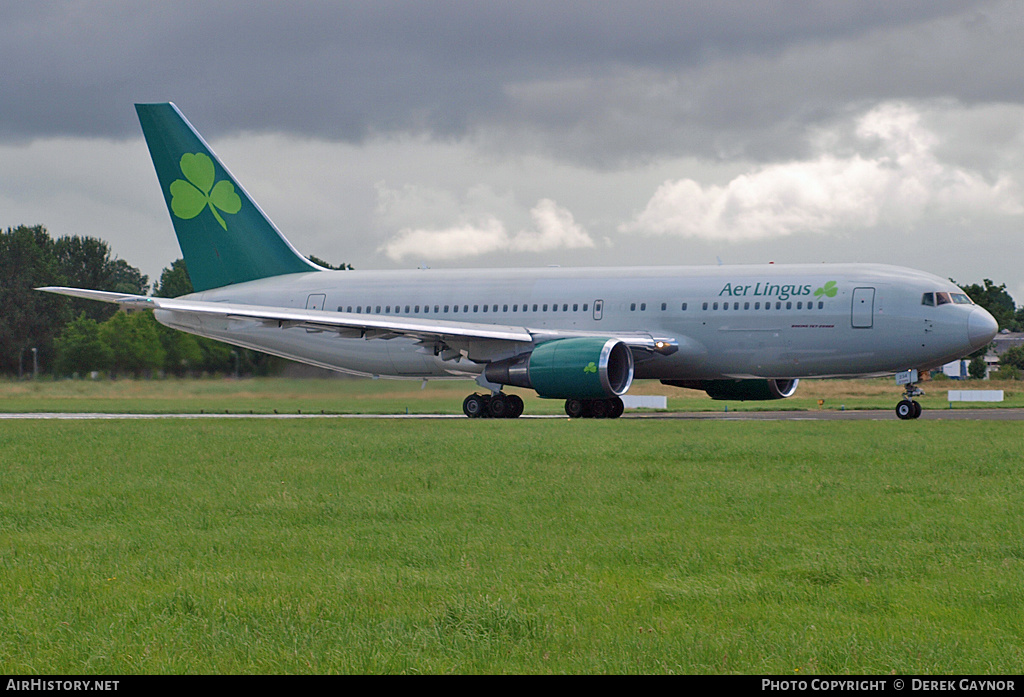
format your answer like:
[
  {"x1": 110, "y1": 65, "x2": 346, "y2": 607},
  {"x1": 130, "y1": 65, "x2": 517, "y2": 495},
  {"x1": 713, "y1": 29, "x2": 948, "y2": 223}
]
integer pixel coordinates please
[{"x1": 3, "y1": 409, "x2": 1024, "y2": 421}]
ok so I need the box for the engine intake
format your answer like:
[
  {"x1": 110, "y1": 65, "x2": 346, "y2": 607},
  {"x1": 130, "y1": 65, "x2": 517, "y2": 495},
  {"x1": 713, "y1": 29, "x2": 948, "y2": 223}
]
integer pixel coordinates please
[{"x1": 485, "y1": 337, "x2": 634, "y2": 399}]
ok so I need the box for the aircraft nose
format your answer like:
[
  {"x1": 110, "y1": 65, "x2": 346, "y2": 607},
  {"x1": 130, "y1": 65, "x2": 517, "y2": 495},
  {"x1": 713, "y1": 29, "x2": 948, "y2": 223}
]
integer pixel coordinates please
[{"x1": 968, "y1": 307, "x2": 998, "y2": 351}]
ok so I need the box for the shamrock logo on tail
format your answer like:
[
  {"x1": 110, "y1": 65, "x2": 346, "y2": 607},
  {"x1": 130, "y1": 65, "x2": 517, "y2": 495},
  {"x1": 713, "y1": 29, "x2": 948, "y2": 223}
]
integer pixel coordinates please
[
  {"x1": 169, "y1": 153, "x2": 242, "y2": 230},
  {"x1": 814, "y1": 281, "x2": 838, "y2": 299}
]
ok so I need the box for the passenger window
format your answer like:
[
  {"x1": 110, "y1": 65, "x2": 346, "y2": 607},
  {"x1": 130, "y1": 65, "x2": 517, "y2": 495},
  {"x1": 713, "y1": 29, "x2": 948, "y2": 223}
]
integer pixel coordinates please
[
  {"x1": 630, "y1": 303, "x2": 636, "y2": 311},
  {"x1": 473, "y1": 305, "x2": 479, "y2": 312},
  {"x1": 681, "y1": 303, "x2": 687, "y2": 311},
  {"x1": 713, "y1": 302, "x2": 719, "y2": 310},
  {"x1": 583, "y1": 304, "x2": 588, "y2": 312},
  {"x1": 503, "y1": 305, "x2": 508, "y2": 312},
  {"x1": 797, "y1": 302, "x2": 802, "y2": 310},
  {"x1": 640, "y1": 303, "x2": 646, "y2": 311},
  {"x1": 818, "y1": 301, "x2": 823, "y2": 309},
  {"x1": 661, "y1": 302, "x2": 667, "y2": 311},
  {"x1": 755, "y1": 302, "x2": 760, "y2": 310},
  {"x1": 744, "y1": 302, "x2": 749, "y2": 310},
  {"x1": 573, "y1": 304, "x2": 579, "y2": 312}
]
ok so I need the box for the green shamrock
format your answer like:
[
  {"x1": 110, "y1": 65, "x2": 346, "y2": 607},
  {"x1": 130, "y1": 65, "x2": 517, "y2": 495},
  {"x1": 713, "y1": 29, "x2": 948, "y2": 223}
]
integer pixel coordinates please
[
  {"x1": 169, "y1": 153, "x2": 242, "y2": 230},
  {"x1": 814, "y1": 281, "x2": 838, "y2": 298},
  {"x1": 583, "y1": 362, "x2": 597, "y2": 374}
]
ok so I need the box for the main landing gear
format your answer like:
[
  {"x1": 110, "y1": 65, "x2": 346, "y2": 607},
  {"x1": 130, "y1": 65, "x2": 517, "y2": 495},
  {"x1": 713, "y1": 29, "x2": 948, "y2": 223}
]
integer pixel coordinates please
[
  {"x1": 462, "y1": 392, "x2": 525, "y2": 419},
  {"x1": 895, "y1": 370, "x2": 924, "y2": 420},
  {"x1": 564, "y1": 397, "x2": 624, "y2": 419}
]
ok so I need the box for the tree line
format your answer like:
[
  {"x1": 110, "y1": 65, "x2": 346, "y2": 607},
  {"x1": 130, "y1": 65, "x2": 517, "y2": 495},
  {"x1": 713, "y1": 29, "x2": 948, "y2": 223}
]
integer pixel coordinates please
[{"x1": 1, "y1": 225, "x2": 348, "y2": 378}]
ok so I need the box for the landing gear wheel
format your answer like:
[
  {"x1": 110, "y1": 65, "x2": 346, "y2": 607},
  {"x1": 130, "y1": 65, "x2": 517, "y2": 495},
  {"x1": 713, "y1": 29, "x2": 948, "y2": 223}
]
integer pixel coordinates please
[
  {"x1": 507, "y1": 394, "x2": 524, "y2": 418},
  {"x1": 488, "y1": 394, "x2": 509, "y2": 419},
  {"x1": 608, "y1": 396, "x2": 624, "y2": 419},
  {"x1": 565, "y1": 398, "x2": 586, "y2": 419},
  {"x1": 463, "y1": 394, "x2": 487, "y2": 418},
  {"x1": 896, "y1": 399, "x2": 916, "y2": 420},
  {"x1": 589, "y1": 399, "x2": 610, "y2": 419}
]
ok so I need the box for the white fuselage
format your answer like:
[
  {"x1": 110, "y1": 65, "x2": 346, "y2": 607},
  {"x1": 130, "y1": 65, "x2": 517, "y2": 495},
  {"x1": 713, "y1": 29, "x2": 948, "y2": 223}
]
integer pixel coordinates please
[{"x1": 153, "y1": 262, "x2": 996, "y2": 384}]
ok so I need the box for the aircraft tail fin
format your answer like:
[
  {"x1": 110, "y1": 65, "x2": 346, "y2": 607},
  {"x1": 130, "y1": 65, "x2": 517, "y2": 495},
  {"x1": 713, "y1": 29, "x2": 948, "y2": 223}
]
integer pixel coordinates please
[{"x1": 135, "y1": 103, "x2": 321, "y2": 292}]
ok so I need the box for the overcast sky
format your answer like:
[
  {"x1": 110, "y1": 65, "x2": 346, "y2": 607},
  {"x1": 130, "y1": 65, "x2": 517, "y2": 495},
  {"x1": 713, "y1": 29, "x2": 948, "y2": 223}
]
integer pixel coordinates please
[{"x1": 2, "y1": 0, "x2": 1023, "y2": 300}]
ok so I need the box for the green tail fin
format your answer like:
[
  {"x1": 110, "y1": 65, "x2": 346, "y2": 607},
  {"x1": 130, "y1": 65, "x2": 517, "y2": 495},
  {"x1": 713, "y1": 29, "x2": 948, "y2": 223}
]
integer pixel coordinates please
[{"x1": 136, "y1": 103, "x2": 321, "y2": 292}]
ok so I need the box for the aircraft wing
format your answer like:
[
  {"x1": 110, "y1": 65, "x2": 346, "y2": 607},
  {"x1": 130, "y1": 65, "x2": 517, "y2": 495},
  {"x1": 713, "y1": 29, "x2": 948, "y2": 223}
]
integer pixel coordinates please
[{"x1": 37, "y1": 287, "x2": 679, "y2": 360}]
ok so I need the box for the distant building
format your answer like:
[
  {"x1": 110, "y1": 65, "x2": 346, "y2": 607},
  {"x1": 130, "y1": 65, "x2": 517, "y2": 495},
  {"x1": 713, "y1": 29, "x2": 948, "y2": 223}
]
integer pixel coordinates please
[
  {"x1": 986, "y1": 331, "x2": 1023, "y2": 378},
  {"x1": 991, "y1": 331, "x2": 1024, "y2": 358},
  {"x1": 940, "y1": 359, "x2": 967, "y2": 379}
]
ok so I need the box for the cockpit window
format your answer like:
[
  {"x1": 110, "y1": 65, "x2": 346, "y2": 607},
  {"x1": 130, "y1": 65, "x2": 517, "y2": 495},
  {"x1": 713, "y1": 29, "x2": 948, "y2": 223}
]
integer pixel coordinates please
[{"x1": 923, "y1": 291, "x2": 974, "y2": 307}]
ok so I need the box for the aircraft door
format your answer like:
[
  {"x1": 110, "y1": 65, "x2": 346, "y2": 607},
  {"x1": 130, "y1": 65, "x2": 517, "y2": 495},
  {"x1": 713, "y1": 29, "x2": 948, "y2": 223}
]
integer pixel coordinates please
[
  {"x1": 851, "y1": 287, "x2": 874, "y2": 328},
  {"x1": 593, "y1": 299, "x2": 604, "y2": 321},
  {"x1": 305, "y1": 294, "x2": 327, "y2": 333}
]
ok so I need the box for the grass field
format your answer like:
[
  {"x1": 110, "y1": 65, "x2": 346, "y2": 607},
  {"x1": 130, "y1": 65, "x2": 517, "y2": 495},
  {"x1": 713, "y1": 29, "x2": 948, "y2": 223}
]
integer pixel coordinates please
[
  {"x1": 2, "y1": 415, "x2": 1024, "y2": 674},
  {"x1": 1, "y1": 375, "x2": 1022, "y2": 415}
]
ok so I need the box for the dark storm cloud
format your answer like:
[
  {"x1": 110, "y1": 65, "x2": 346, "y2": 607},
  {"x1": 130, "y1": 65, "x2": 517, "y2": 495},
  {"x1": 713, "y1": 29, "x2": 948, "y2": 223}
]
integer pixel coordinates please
[{"x1": 0, "y1": 0, "x2": 978, "y2": 145}]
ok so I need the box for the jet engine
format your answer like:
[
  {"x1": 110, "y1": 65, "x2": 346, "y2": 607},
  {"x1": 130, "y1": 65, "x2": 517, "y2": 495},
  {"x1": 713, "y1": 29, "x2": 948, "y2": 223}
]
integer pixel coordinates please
[
  {"x1": 484, "y1": 337, "x2": 634, "y2": 399},
  {"x1": 661, "y1": 378, "x2": 799, "y2": 401}
]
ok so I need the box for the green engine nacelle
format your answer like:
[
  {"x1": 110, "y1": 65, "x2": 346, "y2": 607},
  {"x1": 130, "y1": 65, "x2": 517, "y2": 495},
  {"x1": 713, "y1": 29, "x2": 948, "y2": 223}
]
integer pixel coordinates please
[
  {"x1": 661, "y1": 378, "x2": 800, "y2": 401},
  {"x1": 484, "y1": 337, "x2": 635, "y2": 399}
]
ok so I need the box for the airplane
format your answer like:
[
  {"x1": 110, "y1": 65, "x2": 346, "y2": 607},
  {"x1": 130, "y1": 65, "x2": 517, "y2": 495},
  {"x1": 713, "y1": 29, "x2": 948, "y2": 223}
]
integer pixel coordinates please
[{"x1": 40, "y1": 103, "x2": 999, "y2": 420}]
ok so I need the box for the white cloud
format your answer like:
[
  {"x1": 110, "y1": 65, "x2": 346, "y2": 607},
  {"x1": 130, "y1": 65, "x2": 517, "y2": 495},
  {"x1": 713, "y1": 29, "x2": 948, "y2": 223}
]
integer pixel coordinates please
[
  {"x1": 380, "y1": 198, "x2": 594, "y2": 261},
  {"x1": 379, "y1": 216, "x2": 509, "y2": 262},
  {"x1": 621, "y1": 102, "x2": 1024, "y2": 241},
  {"x1": 509, "y1": 198, "x2": 595, "y2": 252}
]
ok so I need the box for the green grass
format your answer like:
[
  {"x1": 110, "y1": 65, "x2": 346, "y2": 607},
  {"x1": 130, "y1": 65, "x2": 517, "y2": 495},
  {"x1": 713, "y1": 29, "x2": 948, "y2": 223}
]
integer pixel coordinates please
[{"x1": 2, "y1": 418, "x2": 1023, "y2": 673}]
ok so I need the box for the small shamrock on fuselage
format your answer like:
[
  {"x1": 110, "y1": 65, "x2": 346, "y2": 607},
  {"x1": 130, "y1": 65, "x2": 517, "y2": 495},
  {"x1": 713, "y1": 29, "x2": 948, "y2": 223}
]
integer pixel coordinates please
[
  {"x1": 814, "y1": 281, "x2": 838, "y2": 298},
  {"x1": 169, "y1": 153, "x2": 242, "y2": 230}
]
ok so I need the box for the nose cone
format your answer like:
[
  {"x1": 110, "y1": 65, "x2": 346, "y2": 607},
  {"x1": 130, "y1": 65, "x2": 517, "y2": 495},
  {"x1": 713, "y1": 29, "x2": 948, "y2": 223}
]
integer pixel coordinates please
[{"x1": 968, "y1": 307, "x2": 998, "y2": 351}]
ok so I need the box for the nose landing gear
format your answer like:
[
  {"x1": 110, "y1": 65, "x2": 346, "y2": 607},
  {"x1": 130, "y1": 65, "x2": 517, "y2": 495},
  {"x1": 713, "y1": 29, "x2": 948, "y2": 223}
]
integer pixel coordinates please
[{"x1": 895, "y1": 369, "x2": 924, "y2": 420}]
